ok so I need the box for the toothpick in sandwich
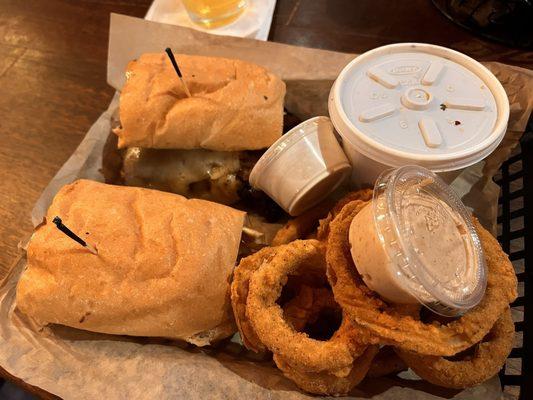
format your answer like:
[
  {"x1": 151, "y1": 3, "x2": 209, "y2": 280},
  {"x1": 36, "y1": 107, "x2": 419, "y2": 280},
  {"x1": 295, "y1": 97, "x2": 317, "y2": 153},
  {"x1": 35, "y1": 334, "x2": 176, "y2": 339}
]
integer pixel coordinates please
[
  {"x1": 52, "y1": 216, "x2": 98, "y2": 255},
  {"x1": 165, "y1": 47, "x2": 192, "y2": 98}
]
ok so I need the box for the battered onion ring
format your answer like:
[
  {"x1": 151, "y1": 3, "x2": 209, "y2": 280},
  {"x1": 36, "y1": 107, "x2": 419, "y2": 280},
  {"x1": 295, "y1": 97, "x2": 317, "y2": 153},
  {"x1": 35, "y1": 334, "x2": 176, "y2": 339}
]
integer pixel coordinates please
[
  {"x1": 274, "y1": 345, "x2": 378, "y2": 396},
  {"x1": 367, "y1": 346, "x2": 407, "y2": 378},
  {"x1": 396, "y1": 307, "x2": 514, "y2": 388},
  {"x1": 246, "y1": 240, "x2": 369, "y2": 374},
  {"x1": 278, "y1": 281, "x2": 379, "y2": 395},
  {"x1": 232, "y1": 244, "x2": 329, "y2": 352},
  {"x1": 231, "y1": 247, "x2": 276, "y2": 352},
  {"x1": 277, "y1": 283, "x2": 378, "y2": 396},
  {"x1": 326, "y1": 200, "x2": 518, "y2": 356}
]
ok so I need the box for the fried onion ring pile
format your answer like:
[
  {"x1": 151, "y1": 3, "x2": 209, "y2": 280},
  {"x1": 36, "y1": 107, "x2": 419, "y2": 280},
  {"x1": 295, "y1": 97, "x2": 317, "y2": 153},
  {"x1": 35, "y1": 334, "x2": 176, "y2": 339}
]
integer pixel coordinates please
[
  {"x1": 325, "y1": 200, "x2": 517, "y2": 356},
  {"x1": 274, "y1": 345, "x2": 378, "y2": 395},
  {"x1": 232, "y1": 239, "x2": 378, "y2": 395},
  {"x1": 230, "y1": 189, "x2": 518, "y2": 395}
]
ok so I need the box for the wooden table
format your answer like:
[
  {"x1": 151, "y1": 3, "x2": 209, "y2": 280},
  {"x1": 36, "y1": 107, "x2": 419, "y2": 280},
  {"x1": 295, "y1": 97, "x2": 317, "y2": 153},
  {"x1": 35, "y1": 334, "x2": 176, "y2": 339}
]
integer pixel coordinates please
[{"x1": 0, "y1": 0, "x2": 530, "y2": 398}]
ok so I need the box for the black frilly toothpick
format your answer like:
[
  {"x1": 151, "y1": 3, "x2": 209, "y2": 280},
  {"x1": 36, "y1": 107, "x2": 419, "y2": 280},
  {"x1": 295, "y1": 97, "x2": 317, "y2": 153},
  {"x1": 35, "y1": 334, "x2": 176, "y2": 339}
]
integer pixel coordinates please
[
  {"x1": 165, "y1": 47, "x2": 192, "y2": 98},
  {"x1": 52, "y1": 216, "x2": 98, "y2": 255}
]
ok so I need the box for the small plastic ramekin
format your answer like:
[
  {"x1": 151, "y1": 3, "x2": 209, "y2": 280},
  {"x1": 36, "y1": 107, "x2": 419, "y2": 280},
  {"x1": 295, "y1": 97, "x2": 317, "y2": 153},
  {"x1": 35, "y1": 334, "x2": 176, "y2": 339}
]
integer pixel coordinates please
[
  {"x1": 349, "y1": 165, "x2": 487, "y2": 316},
  {"x1": 249, "y1": 116, "x2": 351, "y2": 216}
]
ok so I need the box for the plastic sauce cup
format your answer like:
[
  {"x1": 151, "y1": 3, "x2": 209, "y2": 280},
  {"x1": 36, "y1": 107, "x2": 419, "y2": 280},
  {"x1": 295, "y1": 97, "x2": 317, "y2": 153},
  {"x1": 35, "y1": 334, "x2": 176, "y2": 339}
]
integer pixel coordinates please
[
  {"x1": 329, "y1": 43, "x2": 510, "y2": 187},
  {"x1": 249, "y1": 116, "x2": 351, "y2": 216},
  {"x1": 349, "y1": 165, "x2": 487, "y2": 316}
]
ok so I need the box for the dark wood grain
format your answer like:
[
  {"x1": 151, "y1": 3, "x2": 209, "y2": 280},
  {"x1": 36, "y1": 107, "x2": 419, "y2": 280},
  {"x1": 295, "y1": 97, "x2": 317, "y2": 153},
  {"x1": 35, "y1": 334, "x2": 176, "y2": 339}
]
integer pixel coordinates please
[
  {"x1": 269, "y1": 0, "x2": 532, "y2": 67},
  {"x1": 0, "y1": 0, "x2": 530, "y2": 398},
  {"x1": 0, "y1": 0, "x2": 151, "y2": 277}
]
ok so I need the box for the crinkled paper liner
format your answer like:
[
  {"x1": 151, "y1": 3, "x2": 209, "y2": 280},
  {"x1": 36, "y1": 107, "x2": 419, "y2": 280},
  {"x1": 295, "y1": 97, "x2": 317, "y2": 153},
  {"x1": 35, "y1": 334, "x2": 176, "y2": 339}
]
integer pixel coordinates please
[
  {"x1": 2, "y1": 13, "x2": 531, "y2": 399},
  {"x1": 0, "y1": 255, "x2": 502, "y2": 399}
]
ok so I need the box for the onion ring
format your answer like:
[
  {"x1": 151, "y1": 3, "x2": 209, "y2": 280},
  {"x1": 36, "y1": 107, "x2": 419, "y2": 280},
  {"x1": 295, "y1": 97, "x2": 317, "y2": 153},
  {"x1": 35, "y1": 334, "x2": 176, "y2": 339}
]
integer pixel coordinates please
[
  {"x1": 325, "y1": 200, "x2": 518, "y2": 356},
  {"x1": 232, "y1": 246, "x2": 329, "y2": 352},
  {"x1": 396, "y1": 306, "x2": 514, "y2": 388},
  {"x1": 278, "y1": 280, "x2": 379, "y2": 395},
  {"x1": 276, "y1": 281, "x2": 378, "y2": 396},
  {"x1": 274, "y1": 345, "x2": 378, "y2": 396},
  {"x1": 231, "y1": 246, "x2": 276, "y2": 352},
  {"x1": 246, "y1": 240, "x2": 370, "y2": 374}
]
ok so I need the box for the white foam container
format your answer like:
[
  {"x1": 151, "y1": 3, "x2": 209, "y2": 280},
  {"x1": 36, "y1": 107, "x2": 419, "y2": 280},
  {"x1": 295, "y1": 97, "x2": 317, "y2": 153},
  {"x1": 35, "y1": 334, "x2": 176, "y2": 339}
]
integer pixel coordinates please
[
  {"x1": 249, "y1": 117, "x2": 351, "y2": 216},
  {"x1": 328, "y1": 43, "x2": 510, "y2": 186}
]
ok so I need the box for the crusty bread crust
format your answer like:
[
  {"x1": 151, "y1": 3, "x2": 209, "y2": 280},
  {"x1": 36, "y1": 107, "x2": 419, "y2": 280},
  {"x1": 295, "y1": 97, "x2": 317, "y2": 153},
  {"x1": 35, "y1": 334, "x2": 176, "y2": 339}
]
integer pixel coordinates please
[
  {"x1": 16, "y1": 180, "x2": 245, "y2": 345},
  {"x1": 114, "y1": 53, "x2": 286, "y2": 151}
]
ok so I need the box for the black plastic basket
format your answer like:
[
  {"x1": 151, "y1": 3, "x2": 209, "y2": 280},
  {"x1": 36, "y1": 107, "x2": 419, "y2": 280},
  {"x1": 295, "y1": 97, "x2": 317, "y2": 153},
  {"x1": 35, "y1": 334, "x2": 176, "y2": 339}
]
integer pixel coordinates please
[
  {"x1": 432, "y1": 0, "x2": 533, "y2": 49},
  {"x1": 0, "y1": 126, "x2": 530, "y2": 400},
  {"x1": 496, "y1": 114, "x2": 533, "y2": 400}
]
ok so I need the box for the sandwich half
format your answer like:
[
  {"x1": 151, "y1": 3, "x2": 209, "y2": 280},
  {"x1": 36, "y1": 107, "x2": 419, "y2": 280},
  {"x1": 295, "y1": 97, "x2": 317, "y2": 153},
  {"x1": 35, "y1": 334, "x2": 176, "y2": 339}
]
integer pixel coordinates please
[
  {"x1": 16, "y1": 179, "x2": 245, "y2": 346},
  {"x1": 108, "y1": 53, "x2": 286, "y2": 208}
]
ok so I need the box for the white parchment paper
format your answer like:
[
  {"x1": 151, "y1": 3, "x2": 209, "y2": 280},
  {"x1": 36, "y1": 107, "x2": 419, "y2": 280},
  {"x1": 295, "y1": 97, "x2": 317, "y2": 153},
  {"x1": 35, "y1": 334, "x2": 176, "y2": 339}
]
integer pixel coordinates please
[
  {"x1": 1, "y1": 13, "x2": 531, "y2": 399},
  {"x1": 0, "y1": 255, "x2": 503, "y2": 400}
]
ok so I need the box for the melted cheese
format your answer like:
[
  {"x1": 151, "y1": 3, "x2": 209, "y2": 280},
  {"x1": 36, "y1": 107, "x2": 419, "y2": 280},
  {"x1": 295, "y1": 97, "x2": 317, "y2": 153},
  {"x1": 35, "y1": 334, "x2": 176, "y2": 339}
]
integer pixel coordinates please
[{"x1": 122, "y1": 148, "x2": 242, "y2": 204}]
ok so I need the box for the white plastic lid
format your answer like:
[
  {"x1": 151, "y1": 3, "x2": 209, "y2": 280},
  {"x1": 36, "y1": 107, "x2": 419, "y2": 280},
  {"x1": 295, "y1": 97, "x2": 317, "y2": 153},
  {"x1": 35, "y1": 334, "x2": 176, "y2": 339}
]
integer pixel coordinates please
[
  {"x1": 373, "y1": 165, "x2": 487, "y2": 316},
  {"x1": 329, "y1": 43, "x2": 510, "y2": 171}
]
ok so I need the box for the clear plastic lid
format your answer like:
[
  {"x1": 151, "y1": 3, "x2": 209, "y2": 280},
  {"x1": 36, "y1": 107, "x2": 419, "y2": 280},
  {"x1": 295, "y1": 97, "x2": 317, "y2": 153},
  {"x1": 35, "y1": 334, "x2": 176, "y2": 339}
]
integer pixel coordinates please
[{"x1": 373, "y1": 165, "x2": 487, "y2": 316}]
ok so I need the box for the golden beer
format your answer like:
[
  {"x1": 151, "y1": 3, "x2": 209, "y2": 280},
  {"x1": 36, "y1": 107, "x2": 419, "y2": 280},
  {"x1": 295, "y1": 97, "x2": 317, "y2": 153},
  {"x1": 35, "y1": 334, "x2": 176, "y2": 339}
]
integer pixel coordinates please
[{"x1": 182, "y1": 0, "x2": 248, "y2": 29}]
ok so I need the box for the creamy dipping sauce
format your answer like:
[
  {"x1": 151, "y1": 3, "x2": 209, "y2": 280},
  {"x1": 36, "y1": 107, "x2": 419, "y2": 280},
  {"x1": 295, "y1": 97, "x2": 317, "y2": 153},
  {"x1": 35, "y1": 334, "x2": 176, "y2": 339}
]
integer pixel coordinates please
[
  {"x1": 349, "y1": 202, "x2": 416, "y2": 303},
  {"x1": 347, "y1": 165, "x2": 486, "y2": 316},
  {"x1": 401, "y1": 194, "x2": 474, "y2": 293}
]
